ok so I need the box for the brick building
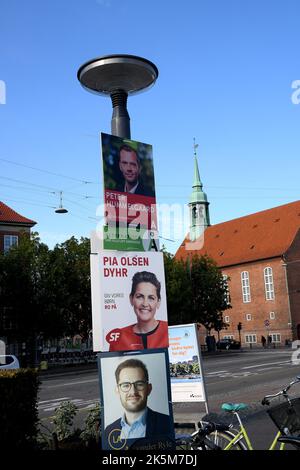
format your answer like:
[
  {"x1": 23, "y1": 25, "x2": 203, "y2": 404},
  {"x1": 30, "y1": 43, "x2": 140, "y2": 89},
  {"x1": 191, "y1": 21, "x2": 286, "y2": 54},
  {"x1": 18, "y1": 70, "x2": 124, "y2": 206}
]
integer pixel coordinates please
[
  {"x1": 175, "y1": 155, "x2": 300, "y2": 347},
  {"x1": 0, "y1": 201, "x2": 36, "y2": 253}
]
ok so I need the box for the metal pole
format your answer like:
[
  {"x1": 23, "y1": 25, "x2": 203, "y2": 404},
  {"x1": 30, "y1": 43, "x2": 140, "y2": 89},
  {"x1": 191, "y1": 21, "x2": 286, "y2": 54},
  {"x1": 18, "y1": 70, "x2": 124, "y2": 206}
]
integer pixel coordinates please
[{"x1": 110, "y1": 90, "x2": 131, "y2": 139}]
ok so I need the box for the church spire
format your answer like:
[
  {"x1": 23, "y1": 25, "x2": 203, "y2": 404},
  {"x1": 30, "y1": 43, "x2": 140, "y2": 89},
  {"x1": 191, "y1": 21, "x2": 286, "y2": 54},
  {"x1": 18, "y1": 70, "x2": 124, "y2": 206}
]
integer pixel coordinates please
[
  {"x1": 192, "y1": 138, "x2": 203, "y2": 189},
  {"x1": 188, "y1": 140, "x2": 210, "y2": 241}
]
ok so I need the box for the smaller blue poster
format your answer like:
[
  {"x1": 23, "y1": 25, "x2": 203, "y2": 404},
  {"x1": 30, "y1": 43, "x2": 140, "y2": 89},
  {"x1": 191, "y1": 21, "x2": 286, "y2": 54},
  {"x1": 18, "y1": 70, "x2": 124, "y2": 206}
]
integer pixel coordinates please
[{"x1": 168, "y1": 324, "x2": 207, "y2": 403}]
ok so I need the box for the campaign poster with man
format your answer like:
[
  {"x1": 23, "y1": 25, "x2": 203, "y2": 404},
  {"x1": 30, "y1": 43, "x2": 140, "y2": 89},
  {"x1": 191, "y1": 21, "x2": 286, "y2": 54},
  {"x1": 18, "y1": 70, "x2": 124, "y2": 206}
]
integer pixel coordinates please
[
  {"x1": 98, "y1": 349, "x2": 175, "y2": 451},
  {"x1": 90, "y1": 250, "x2": 169, "y2": 352},
  {"x1": 101, "y1": 133, "x2": 158, "y2": 250}
]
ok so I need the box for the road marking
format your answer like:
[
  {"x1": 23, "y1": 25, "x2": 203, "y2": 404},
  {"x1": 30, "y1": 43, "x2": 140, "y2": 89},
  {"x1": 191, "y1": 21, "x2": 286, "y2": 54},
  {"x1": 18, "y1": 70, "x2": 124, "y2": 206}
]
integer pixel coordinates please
[
  {"x1": 39, "y1": 397, "x2": 70, "y2": 404},
  {"x1": 242, "y1": 360, "x2": 290, "y2": 370},
  {"x1": 206, "y1": 370, "x2": 228, "y2": 375},
  {"x1": 45, "y1": 378, "x2": 98, "y2": 388},
  {"x1": 38, "y1": 397, "x2": 99, "y2": 412}
]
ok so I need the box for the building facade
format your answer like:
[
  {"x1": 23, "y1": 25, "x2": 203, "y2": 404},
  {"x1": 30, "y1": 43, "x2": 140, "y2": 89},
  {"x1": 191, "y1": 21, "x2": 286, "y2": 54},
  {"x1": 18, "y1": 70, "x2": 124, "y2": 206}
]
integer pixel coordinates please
[
  {"x1": 0, "y1": 201, "x2": 36, "y2": 253},
  {"x1": 176, "y1": 159, "x2": 300, "y2": 347}
]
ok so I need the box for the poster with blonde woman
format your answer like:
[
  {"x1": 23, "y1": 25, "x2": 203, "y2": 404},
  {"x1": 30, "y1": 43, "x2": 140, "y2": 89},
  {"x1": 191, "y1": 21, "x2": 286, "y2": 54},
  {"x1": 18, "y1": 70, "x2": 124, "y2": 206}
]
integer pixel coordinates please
[{"x1": 90, "y1": 250, "x2": 169, "y2": 352}]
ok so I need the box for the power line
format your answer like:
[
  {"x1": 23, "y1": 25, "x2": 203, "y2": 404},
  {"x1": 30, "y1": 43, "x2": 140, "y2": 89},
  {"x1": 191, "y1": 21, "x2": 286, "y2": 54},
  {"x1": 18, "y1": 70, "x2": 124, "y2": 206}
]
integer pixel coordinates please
[
  {"x1": 0, "y1": 176, "x2": 98, "y2": 199},
  {"x1": 0, "y1": 157, "x2": 94, "y2": 184}
]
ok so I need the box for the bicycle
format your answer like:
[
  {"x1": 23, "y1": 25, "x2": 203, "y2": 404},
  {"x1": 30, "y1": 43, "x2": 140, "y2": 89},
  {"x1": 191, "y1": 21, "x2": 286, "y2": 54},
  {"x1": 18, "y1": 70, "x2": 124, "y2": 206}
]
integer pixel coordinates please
[
  {"x1": 277, "y1": 435, "x2": 300, "y2": 450},
  {"x1": 128, "y1": 421, "x2": 233, "y2": 451},
  {"x1": 196, "y1": 375, "x2": 300, "y2": 450}
]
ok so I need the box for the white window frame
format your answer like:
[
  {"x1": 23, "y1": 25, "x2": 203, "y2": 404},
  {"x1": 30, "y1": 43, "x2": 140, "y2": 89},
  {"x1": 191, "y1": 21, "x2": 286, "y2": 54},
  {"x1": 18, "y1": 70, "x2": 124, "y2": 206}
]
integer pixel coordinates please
[
  {"x1": 245, "y1": 334, "x2": 257, "y2": 344},
  {"x1": 264, "y1": 267, "x2": 275, "y2": 301},
  {"x1": 270, "y1": 333, "x2": 281, "y2": 343},
  {"x1": 241, "y1": 271, "x2": 251, "y2": 303},
  {"x1": 223, "y1": 335, "x2": 234, "y2": 340},
  {"x1": 270, "y1": 311, "x2": 275, "y2": 320},
  {"x1": 224, "y1": 315, "x2": 230, "y2": 323},
  {"x1": 246, "y1": 314, "x2": 252, "y2": 321},
  {"x1": 4, "y1": 235, "x2": 18, "y2": 253}
]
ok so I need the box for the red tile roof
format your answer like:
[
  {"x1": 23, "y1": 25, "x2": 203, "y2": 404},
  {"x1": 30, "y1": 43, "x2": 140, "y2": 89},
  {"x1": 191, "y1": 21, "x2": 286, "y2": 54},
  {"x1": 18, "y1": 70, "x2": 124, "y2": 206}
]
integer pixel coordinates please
[
  {"x1": 0, "y1": 201, "x2": 36, "y2": 226},
  {"x1": 176, "y1": 200, "x2": 300, "y2": 267}
]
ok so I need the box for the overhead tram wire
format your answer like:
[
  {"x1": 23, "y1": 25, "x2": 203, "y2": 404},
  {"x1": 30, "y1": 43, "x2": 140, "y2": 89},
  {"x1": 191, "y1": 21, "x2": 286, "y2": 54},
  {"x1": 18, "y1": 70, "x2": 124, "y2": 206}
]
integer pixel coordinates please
[
  {"x1": 0, "y1": 196, "x2": 56, "y2": 209},
  {"x1": 0, "y1": 157, "x2": 94, "y2": 184},
  {"x1": 0, "y1": 175, "x2": 98, "y2": 199},
  {"x1": 2, "y1": 156, "x2": 299, "y2": 193}
]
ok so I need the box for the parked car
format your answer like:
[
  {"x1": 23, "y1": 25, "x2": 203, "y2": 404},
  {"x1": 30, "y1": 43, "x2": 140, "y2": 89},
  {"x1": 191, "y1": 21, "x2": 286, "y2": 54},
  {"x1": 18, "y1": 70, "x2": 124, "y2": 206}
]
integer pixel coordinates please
[
  {"x1": 0, "y1": 355, "x2": 20, "y2": 370},
  {"x1": 216, "y1": 339, "x2": 241, "y2": 350}
]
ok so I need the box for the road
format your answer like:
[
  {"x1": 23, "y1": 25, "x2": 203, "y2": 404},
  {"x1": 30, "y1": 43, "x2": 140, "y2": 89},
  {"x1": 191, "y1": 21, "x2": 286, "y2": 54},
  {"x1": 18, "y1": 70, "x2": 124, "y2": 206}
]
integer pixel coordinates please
[{"x1": 38, "y1": 348, "x2": 300, "y2": 449}]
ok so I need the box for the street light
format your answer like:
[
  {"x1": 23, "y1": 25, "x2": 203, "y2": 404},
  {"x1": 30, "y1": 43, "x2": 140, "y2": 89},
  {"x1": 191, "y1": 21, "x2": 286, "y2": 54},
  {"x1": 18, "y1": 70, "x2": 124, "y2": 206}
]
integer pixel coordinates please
[{"x1": 77, "y1": 54, "x2": 159, "y2": 139}]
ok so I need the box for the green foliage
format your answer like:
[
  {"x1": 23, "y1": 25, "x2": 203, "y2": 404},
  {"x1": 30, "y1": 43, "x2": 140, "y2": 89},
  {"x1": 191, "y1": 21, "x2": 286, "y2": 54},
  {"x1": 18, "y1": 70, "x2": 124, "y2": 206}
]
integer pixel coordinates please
[
  {"x1": 164, "y1": 252, "x2": 231, "y2": 331},
  {"x1": 52, "y1": 401, "x2": 78, "y2": 441},
  {"x1": 80, "y1": 402, "x2": 101, "y2": 442},
  {"x1": 0, "y1": 369, "x2": 40, "y2": 449},
  {"x1": 0, "y1": 233, "x2": 92, "y2": 359},
  {"x1": 163, "y1": 251, "x2": 192, "y2": 325},
  {"x1": 49, "y1": 236, "x2": 92, "y2": 340},
  {"x1": 0, "y1": 232, "x2": 50, "y2": 342}
]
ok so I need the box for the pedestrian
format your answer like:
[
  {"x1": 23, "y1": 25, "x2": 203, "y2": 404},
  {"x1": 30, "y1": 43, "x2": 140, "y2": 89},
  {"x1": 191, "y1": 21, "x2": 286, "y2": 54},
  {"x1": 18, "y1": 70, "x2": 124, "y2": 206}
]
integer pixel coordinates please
[
  {"x1": 261, "y1": 335, "x2": 266, "y2": 348},
  {"x1": 267, "y1": 335, "x2": 272, "y2": 348}
]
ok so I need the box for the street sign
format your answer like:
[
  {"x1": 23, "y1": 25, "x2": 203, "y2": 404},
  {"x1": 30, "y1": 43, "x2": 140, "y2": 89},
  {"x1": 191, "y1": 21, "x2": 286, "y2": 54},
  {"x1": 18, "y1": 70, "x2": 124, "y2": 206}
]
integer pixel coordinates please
[{"x1": 264, "y1": 319, "x2": 270, "y2": 327}]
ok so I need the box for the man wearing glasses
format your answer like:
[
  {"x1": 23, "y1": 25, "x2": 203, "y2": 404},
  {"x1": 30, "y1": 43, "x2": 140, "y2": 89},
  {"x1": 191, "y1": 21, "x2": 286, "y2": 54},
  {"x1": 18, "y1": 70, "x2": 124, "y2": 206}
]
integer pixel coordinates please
[{"x1": 104, "y1": 358, "x2": 172, "y2": 446}]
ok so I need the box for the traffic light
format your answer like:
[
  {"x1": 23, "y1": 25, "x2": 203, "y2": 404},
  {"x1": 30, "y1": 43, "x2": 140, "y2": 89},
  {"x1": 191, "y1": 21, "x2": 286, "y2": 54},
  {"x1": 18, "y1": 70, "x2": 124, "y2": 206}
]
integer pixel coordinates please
[{"x1": 237, "y1": 322, "x2": 242, "y2": 331}]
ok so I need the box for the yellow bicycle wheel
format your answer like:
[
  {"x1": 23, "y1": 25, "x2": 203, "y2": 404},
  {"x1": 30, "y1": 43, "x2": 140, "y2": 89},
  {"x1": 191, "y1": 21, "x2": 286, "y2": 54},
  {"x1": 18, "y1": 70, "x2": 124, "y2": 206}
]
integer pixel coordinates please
[{"x1": 204, "y1": 430, "x2": 248, "y2": 450}]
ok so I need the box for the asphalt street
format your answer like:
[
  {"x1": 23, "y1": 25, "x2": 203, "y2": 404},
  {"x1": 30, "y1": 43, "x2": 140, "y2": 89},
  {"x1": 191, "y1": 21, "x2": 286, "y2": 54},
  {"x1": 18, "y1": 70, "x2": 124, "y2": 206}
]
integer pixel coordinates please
[{"x1": 38, "y1": 348, "x2": 300, "y2": 450}]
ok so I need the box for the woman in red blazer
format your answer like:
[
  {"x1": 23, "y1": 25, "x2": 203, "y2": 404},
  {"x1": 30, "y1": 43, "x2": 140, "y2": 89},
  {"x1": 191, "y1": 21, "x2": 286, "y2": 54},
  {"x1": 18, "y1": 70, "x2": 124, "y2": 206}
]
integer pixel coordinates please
[{"x1": 106, "y1": 271, "x2": 168, "y2": 351}]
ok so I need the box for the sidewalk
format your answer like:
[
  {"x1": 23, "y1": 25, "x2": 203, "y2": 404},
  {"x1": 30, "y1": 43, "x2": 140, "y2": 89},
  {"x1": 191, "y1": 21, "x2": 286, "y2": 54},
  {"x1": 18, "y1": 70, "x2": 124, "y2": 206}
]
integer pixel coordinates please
[{"x1": 39, "y1": 361, "x2": 98, "y2": 377}]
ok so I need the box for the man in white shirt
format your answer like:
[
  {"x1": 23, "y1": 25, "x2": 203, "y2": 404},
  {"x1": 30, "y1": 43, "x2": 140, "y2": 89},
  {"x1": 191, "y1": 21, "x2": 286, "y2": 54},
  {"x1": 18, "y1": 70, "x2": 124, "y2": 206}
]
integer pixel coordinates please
[
  {"x1": 104, "y1": 358, "x2": 172, "y2": 449},
  {"x1": 117, "y1": 145, "x2": 154, "y2": 197}
]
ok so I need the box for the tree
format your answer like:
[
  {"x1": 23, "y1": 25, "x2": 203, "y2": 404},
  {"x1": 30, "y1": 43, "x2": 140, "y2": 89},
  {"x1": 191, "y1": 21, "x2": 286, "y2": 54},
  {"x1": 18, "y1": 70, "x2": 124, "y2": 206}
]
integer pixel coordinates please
[
  {"x1": 50, "y1": 237, "x2": 92, "y2": 341},
  {"x1": 163, "y1": 251, "x2": 192, "y2": 325},
  {"x1": 0, "y1": 231, "x2": 51, "y2": 365},
  {"x1": 164, "y1": 252, "x2": 231, "y2": 331},
  {"x1": 190, "y1": 254, "x2": 231, "y2": 331},
  {"x1": 0, "y1": 233, "x2": 92, "y2": 363}
]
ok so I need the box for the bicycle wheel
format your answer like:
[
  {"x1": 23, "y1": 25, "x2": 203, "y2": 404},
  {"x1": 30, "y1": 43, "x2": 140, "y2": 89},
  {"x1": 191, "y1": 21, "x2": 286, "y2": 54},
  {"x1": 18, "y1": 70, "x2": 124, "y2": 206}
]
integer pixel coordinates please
[
  {"x1": 175, "y1": 434, "x2": 196, "y2": 450},
  {"x1": 203, "y1": 430, "x2": 248, "y2": 450}
]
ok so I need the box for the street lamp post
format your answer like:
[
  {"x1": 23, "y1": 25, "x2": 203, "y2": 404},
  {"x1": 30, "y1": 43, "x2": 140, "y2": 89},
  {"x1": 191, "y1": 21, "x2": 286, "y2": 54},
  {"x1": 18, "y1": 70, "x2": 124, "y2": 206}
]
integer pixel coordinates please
[{"x1": 77, "y1": 54, "x2": 158, "y2": 139}]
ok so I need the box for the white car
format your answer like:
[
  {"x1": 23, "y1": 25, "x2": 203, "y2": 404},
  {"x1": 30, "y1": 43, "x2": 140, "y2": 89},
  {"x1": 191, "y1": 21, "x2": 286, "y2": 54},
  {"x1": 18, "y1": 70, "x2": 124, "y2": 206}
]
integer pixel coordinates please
[{"x1": 0, "y1": 355, "x2": 20, "y2": 370}]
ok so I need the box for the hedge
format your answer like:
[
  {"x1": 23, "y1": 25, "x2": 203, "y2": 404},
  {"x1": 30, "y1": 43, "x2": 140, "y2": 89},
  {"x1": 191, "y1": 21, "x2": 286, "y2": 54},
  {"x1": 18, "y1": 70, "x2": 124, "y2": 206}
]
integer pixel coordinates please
[{"x1": 0, "y1": 369, "x2": 40, "y2": 449}]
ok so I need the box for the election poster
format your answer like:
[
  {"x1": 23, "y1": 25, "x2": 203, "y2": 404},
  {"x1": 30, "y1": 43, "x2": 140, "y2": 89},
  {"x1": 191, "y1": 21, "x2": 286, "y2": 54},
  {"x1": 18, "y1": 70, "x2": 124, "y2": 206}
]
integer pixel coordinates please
[
  {"x1": 90, "y1": 250, "x2": 168, "y2": 352},
  {"x1": 98, "y1": 349, "x2": 175, "y2": 451},
  {"x1": 101, "y1": 133, "x2": 158, "y2": 250},
  {"x1": 168, "y1": 324, "x2": 208, "y2": 404},
  {"x1": 102, "y1": 224, "x2": 160, "y2": 252}
]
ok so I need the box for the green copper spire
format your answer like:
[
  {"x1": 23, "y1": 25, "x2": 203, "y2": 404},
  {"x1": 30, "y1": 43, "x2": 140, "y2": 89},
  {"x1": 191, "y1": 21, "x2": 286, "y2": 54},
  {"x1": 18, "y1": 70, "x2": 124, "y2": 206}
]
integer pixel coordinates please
[
  {"x1": 188, "y1": 139, "x2": 210, "y2": 241},
  {"x1": 189, "y1": 139, "x2": 208, "y2": 204}
]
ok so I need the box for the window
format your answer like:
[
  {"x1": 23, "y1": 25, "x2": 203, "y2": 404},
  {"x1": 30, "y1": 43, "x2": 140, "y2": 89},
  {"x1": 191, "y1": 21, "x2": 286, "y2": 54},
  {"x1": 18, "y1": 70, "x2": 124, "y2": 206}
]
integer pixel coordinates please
[
  {"x1": 223, "y1": 274, "x2": 231, "y2": 305},
  {"x1": 270, "y1": 333, "x2": 281, "y2": 343},
  {"x1": 246, "y1": 314, "x2": 252, "y2": 321},
  {"x1": 264, "y1": 267, "x2": 275, "y2": 301},
  {"x1": 270, "y1": 311, "x2": 275, "y2": 320},
  {"x1": 224, "y1": 315, "x2": 230, "y2": 323},
  {"x1": 245, "y1": 334, "x2": 257, "y2": 344},
  {"x1": 241, "y1": 271, "x2": 251, "y2": 303},
  {"x1": 4, "y1": 235, "x2": 18, "y2": 253},
  {"x1": 223, "y1": 335, "x2": 234, "y2": 340}
]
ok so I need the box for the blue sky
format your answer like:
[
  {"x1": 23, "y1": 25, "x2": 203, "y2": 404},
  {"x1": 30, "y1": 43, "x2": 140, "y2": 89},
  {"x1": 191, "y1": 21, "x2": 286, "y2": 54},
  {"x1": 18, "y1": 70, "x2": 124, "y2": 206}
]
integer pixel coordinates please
[{"x1": 0, "y1": 0, "x2": 299, "y2": 253}]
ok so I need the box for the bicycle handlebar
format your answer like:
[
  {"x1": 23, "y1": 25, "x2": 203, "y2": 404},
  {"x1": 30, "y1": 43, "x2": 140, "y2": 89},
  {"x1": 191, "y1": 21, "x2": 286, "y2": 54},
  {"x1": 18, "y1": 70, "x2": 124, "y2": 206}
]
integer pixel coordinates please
[{"x1": 261, "y1": 375, "x2": 300, "y2": 406}]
